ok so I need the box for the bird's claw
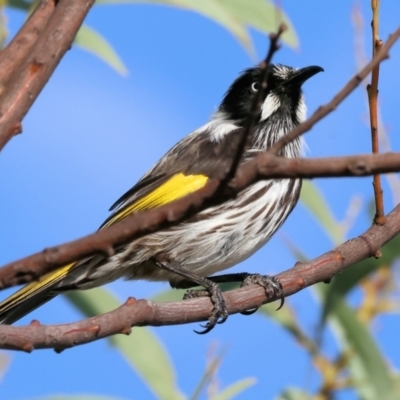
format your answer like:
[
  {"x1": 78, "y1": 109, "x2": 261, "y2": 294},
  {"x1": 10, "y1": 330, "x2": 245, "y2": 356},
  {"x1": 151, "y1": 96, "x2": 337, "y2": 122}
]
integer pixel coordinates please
[
  {"x1": 240, "y1": 274, "x2": 284, "y2": 315},
  {"x1": 183, "y1": 283, "x2": 228, "y2": 334}
]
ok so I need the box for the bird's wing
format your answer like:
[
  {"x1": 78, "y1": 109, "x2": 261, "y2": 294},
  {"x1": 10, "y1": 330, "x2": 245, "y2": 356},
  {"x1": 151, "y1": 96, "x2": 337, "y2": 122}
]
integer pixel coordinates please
[
  {"x1": 0, "y1": 126, "x2": 246, "y2": 321},
  {"x1": 0, "y1": 172, "x2": 210, "y2": 322},
  {"x1": 0, "y1": 172, "x2": 210, "y2": 321},
  {"x1": 104, "y1": 125, "x2": 247, "y2": 221},
  {"x1": 100, "y1": 172, "x2": 209, "y2": 229}
]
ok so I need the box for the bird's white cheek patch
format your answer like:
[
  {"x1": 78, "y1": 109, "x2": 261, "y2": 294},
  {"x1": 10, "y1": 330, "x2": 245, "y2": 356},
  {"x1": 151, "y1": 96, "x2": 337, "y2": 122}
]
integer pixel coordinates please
[
  {"x1": 261, "y1": 93, "x2": 281, "y2": 121},
  {"x1": 296, "y1": 95, "x2": 307, "y2": 123}
]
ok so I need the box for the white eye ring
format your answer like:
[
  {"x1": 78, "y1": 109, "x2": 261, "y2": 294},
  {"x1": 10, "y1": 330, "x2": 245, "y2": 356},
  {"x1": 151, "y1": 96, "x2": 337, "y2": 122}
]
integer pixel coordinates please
[{"x1": 251, "y1": 82, "x2": 259, "y2": 92}]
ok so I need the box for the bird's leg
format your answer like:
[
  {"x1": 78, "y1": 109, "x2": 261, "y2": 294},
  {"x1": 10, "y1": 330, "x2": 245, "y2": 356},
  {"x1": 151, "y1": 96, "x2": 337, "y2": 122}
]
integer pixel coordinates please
[
  {"x1": 175, "y1": 272, "x2": 284, "y2": 315},
  {"x1": 154, "y1": 260, "x2": 228, "y2": 334}
]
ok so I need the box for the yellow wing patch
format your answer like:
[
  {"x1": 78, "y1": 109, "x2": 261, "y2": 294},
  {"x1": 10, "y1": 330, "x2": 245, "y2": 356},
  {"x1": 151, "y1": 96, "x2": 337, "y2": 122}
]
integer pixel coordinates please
[
  {"x1": 102, "y1": 173, "x2": 209, "y2": 228},
  {"x1": 0, "y1": 173, "x2": 209, "y2": 318},
  {"x1": 0, "y1": 262, "x2": 75, "y2": 313}
]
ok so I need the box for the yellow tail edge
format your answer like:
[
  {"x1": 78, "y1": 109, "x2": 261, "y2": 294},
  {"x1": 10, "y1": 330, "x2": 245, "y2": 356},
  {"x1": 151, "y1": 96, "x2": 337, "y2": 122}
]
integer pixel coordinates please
[{"x1": 0, "y1": 262, "x2": 76, "y2": 322}]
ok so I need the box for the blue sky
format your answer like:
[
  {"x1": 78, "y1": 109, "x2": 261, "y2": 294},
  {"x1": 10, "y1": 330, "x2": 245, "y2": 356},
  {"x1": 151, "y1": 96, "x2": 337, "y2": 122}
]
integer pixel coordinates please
[{"x1": 1, "y1": 1, "x2": 400, "y2": 399}]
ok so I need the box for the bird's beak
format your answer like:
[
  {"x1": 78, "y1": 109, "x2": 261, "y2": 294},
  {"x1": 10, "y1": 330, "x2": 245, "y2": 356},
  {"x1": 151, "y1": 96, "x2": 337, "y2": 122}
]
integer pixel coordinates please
[{"x1": 284, "y1": 65, "x2": 324, "y2": 87}]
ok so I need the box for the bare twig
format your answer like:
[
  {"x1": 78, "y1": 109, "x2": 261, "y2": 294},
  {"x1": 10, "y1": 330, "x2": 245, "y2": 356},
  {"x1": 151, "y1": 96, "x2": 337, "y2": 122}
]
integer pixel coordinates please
[
  {"x1": 236, "y1": 151, "x2": 400, "y2": 180},
  {"x1": 368, "y1": 0, "x2": 386, "y2": 225},
  {"x1": 1, "y1": 151, "x2": 400, "y2": 290},
  {"x1": 224, "y1": 23, "x2": 287, "y2": 182},
  {"x1": 0, "y1": 0, "x2": 96, "y2": 151},
  {"x1": 0, "y1": 202, "x2": 399, "y2": 352},
  {"x1": 269, "y1": 26, "x2": 400, "y2": 155},
  {"x1": 352, "y1": 5, "x2": 400, "y2": 208}
]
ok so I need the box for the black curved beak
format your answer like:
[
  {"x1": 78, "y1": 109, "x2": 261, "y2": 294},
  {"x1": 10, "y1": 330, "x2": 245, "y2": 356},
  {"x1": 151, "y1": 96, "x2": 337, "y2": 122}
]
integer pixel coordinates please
[{"x1": 284, "y1": 65, "x2": 324, "y2": 87}]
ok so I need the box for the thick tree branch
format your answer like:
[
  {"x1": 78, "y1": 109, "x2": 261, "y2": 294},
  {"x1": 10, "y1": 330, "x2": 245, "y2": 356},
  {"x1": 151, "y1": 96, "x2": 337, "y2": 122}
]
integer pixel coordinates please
[
  {"x1": 0, "y1": 0, "x2": 55, "y2": 85},
  {"x1": 1, "y1": 151, "x2": 400, "y2": 290},
  {"x1": 1, "y1": 202, "x2": 399, "y2": 352},
  {"x1": 0, "y1": 0, "x2": 96, "y2": 151}
]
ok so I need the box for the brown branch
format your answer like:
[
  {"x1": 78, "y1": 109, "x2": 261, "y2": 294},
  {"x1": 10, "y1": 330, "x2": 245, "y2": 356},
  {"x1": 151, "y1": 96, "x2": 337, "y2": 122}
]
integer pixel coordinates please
[
  {"x1": 1, "y1": 23, "x2": 399, "y2": 289},
  {"x1": 236, "y1": 151, "x2": 400, "y2": 181},
  {"x1": 0, "y1": 0, "x2": 55, "y2": 88},
  {"x1": 0, "y1": 3, "x2": 399, "y2": 351},
  {"x1": 1, "y1": 202, "x2": 399, "y2": 352},
  {"x1": 1, "y1": 151, "x2": 400, "y2": 290},
  {"x1": 269, "y1": 26, "x2": 400, "y2": 155},
  {"x1": 0, "y1": 0, "x2": 96, "y2": 151},
  {"x1": 368, "y1": 0, "x2": 386, "y2": 225}
]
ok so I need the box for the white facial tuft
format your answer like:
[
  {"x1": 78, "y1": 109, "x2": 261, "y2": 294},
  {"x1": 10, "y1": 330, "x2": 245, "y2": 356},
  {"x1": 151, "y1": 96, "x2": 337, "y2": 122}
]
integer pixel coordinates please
[
  {"x1": 199, "y1": 110, "x2": 239, "y2": 142},
  {"x1": 296, "y1": 94, "x2": 307, "y2": 123},
  {"x1": 261, "y1": 93, "x2": 281, "y2": 121}
]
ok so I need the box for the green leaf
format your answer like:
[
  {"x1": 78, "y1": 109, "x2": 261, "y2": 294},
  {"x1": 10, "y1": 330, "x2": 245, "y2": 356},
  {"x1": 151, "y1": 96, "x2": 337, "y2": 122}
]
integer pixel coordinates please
[
  {"x1": 75, "y1": 25, "x2": 127, "y2": 75},
  {"x1": 258, "y1": 302, "x2": 301, "y2": 337},
  {"x1": 96, "y1": 0, "x2": 299, "y2": 52},
  {"x1": 7, "y1": 0, "x2": 30, "y2": 10},
  {"x1": 152, "y1": 288, "x2": 191, "y2": 302},
  {"x1": 66, "y1": 289, "x2": 184, "y2": 400},
  {"x1": 300, "y1": 181, "x2": 344, "y2": 246},
  {"x1": 151, "y1": 282, "x2": 242, "y2": 303},
  {"x1": 389, "y1": 375, "x2": 400, "y2": 397},
  {"x1": 314, "y1": 287, "x2": 395, "y2": 400},
  {"x1": 189, "y1": 347, "x2": 255, "y2": 400},
  {"x1": 281, "y1": 235, "x2": 309, "y2": 263},
  {"x1": 211, "y1": 378, "x2": 256, "y2": 400},
  {"x1": 34, "y1": 396, "x2": 127, "y2": 400},
  {"x1": 97, "y1": 0, "x2": 252, "y2": 52},
  {"x1": 276, "y1": 388, "x2": 312, "y2": 400},
  {"x1": 190, "y1": 349, "x2": 226, "y2": 400},
  {"x1": 0, "y1": 353, "x2": 9, "y2": 381},
  {"x1": 320, "y1": 234, "x2": 400, "y2": 328},
  {"x1": 217, "y1": 0, "x2": 297, "y2": 48}
]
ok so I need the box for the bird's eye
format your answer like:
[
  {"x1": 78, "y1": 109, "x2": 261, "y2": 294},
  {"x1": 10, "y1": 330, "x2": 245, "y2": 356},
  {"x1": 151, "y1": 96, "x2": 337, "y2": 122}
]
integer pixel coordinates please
[{"x1": 251, "y1": 82, "x2": 259, "y2": 92}]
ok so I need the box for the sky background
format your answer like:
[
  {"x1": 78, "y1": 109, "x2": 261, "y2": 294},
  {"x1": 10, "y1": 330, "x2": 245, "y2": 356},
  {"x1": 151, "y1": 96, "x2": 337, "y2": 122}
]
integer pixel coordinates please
[{"x1": 1, "y1": 1, "x2": 400, "y2": 399}]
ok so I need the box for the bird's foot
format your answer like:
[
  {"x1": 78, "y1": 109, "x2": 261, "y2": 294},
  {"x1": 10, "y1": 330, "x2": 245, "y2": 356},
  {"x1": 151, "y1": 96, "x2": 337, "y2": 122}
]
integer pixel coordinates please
[
  {"x1": 183, "y1": 282, "x2": 228, "y2": 334},
  {"x1": 240, "y1": 273, "x2": 284, "y2": 315}
]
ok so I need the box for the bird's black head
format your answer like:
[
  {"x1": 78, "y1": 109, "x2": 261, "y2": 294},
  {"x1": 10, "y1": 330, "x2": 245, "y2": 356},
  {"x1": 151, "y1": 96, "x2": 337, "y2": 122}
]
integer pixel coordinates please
[{"x1": 219, "y1": 64, "x2": 323, "y2": 127}]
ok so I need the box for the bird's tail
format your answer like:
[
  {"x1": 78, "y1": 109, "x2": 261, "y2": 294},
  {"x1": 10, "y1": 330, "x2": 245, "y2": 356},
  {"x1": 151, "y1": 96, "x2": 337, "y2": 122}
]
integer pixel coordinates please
[{"x1": 0, "y1": 263, "x2": 75, "y2": 324}]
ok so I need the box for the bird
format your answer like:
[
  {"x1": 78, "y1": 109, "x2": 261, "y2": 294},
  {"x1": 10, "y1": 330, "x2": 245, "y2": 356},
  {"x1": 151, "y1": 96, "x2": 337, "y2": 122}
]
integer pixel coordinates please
[{"x1": 0, "y1": 63, "x2": 323, "y2": 332}]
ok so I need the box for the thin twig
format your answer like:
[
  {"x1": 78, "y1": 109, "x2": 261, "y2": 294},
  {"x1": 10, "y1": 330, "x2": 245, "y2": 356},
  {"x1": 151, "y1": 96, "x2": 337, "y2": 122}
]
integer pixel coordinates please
[
  {"x1": 269, "y1": 26, "x2": 400, "y2": 155},
  {"x1": 0, "y1": 201, "x2": 400, "y2": 352},
  {"x1": 1, "y1": 151, "x2": 400, "y2": 290},
  {"x1": 237, "y1": 151, "x2": 400, "y2": 180},
  {"x1": 351, "y1": 5, "x2": 400, "y2": 209},
  {"x1": 368, "y1": 0, "x2": 386, "y2": 225},
  {"x1": 223, "y1": 23, "x2": 287, "y2": 183}
]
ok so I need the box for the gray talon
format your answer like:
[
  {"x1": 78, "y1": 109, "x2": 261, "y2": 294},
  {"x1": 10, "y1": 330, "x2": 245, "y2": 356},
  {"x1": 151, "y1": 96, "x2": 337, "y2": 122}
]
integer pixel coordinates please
[
  {"x1": 184, "y1": 283, "x2": 228, "y2": 334},
  {"x1": 240, "y1": 274, "x2": 284, "y2": 314}
]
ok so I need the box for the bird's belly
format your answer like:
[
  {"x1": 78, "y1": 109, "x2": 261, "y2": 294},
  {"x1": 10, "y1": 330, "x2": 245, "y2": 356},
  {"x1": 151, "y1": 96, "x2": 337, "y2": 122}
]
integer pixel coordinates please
[{"x1": 120, "y1": 178, "x2": 301, "y2": 283}]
